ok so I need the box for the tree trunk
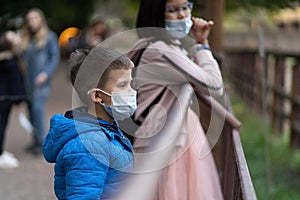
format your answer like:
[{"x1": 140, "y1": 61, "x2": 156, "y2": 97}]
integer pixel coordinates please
[{"x1": 197, "y1": 0, "x2": 224, "y2": 56}]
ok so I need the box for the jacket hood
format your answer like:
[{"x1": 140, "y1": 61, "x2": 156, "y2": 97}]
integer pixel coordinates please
[{"x1": 42, "y1": 113, "x2": 78, "y2": 163}]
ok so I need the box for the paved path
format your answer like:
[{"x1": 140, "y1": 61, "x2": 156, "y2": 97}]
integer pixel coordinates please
[{"x1": 0, "y1": 60, "x2": 72, "y2": 200}]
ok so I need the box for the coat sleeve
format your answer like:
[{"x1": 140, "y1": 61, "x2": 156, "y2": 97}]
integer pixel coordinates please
[
  {"x1": 136, "y1": 41, "x2": 223, "y2": 97},
  {"x1": 43, "y1": 32, "x2": 60, "y2": 78},
  {"x1": 64, "y1": 139, "x2": 110, "y2": 200}
]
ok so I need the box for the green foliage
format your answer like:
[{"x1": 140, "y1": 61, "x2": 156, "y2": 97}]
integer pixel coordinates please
[
  {"x1": 94, "y1": 0, "x2": 139, "y2": 29},
  {"x1": 44, "y1": 0, "x2": 97, "y2": 32},
  {"x1": 231, "y1": 93, "x2": 300, "y2": 199},
  {"x1": 0, "y1": 0, "x2": 96, "y2": 33},
  {"x1": 226, "y1": 0, "x2": 297, "y2": 11}
]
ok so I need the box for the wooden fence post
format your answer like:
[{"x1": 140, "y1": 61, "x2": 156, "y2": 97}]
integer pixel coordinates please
[
  {"x1": 271, "y1": 55, "x2": 286, "y2": 134},
  {"x1": 290, "y1": 58, "x2": 300, "y2": 148},
  {"x1": 224, "y1": 31, "x2": 300, "y2": 149},
  {"x1": 242, "y1": 53, "x2": 256, "y2": 107}
]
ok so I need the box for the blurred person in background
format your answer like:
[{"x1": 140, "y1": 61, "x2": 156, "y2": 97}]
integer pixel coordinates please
[
  {"x1": 68, "y1": 17, "x2": 109, "y2": 52},
  {"x1": 0, "y1": 30, "x2": 26, "y2": 168},
  {"x1": 62, "y1": 17, "x2": 109, "y2": 77},
  {"x1": 21, "y1": 8, "x2": 60, "y2": 155},
  {"x1": 128, "y1": 0, "x2": 224, "y2": 199}
]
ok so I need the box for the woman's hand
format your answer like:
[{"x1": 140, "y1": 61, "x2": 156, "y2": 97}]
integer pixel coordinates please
[
  {"x1": 190, "y1": 17, "x2": 214, "y2": 45},
  {"x1": 35, "y1": 72, "x2": 48, "y2": 86}
]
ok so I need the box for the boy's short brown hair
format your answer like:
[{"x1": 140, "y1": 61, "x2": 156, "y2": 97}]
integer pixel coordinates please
[{"x1": 69, "y1": 46, "x2": 133, "y2": 104}]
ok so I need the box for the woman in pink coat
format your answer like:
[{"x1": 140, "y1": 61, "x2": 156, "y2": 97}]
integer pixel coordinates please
[{"x1": 129, "y1": 0, "x2": 224, "y2": 199}]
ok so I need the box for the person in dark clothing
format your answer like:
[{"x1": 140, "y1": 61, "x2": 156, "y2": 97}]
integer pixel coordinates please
[{"x1": 0, "y1": 31, "x2": 26, "y2": 168}]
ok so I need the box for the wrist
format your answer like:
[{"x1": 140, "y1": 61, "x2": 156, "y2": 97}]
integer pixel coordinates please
[
  {"x1": 189, "y1": 43, "x2": 211, "y2": 58},
  {"x1": 195, "y1": 44, "x2": 211, "y2": 52},
  {"x1": 197, "y1": 39, "x2": 209, "y2": 46}
]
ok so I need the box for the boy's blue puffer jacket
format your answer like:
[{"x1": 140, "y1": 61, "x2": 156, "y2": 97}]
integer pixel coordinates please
[{"x1": 42, "y1": 107, "x2": 134, "y2": 200}]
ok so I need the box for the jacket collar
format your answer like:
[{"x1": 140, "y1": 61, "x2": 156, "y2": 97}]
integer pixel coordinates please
[{"x1": 65, "y1": 106, "x2": 133, "y2": 152}]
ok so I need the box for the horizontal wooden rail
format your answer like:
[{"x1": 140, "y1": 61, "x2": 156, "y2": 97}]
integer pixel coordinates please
[
  {"x1": 197, "y1": 94, "x2": 241, "y2": 128},
  {"x1": 232, "y1": 129, "x2": 257, "y2": 200}
]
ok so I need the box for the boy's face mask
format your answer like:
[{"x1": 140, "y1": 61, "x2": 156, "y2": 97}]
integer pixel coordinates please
[
  {"x1": 165, "y1": 16, "x2": 193, "y2": 39},
  {"x1": 98, "y1": 89, "x2": 137, "y2": 121}
]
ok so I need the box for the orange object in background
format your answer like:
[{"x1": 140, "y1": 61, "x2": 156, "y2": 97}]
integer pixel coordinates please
[{"x1": 58, "y1": 27, "x2": 80, "y2": 48}]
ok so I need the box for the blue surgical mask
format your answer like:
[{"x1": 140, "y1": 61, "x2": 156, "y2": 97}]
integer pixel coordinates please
[
  {"x1": 165, "y1": 16, "x2": 193, "y2": 39},
  {"x1": 98, "y1": 89, "x2": 137, "y2": 121}
]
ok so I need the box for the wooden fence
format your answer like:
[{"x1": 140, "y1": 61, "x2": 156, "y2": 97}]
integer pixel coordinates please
[{"x1": 223, "y1": 30, "x2": 300, "y2": 148}]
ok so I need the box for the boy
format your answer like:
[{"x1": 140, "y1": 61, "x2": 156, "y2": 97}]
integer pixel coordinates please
[{"x1": 42, "y1": 47, "x2": 135, "y2": 199}]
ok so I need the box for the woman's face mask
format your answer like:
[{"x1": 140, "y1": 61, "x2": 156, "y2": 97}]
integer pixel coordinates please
[
  {"x1": 98, "y1": 89, "x2": 137, "y2": 121},
  {"x1": 165, "y1": 16, "x2": 193, "y2": 39}
]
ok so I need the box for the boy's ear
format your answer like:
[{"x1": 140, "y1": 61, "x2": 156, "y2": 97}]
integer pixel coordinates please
[{"x1": 88, "y1": 89, "x2": 102, "y2": 103}]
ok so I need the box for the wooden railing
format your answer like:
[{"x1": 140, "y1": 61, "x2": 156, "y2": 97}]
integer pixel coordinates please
[
  {"x1": 198, "y1": 94, "x2": 257, "y2": 200},
  {"x1": 118, "y1": 84, "x2": 256, "y2": 200},
  {"x1": 224, "y1": 30, "x2": 300, "y2": 148}
]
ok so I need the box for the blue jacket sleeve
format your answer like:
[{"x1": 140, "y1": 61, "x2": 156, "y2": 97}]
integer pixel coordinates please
[{"x1": 64, "y1": 139, "x2": 110, "y2": 200}]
